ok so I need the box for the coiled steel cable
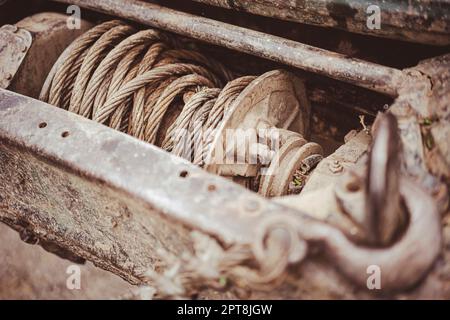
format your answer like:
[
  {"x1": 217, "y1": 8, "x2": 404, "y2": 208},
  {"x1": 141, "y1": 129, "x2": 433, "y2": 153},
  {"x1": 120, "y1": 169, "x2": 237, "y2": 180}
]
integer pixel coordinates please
[
  {"x1": 40, "y1": 21, "x2": 320, "y2": 195},
  {"x1": 40, "y1": 21, "x2": 254, "y2": 164}
]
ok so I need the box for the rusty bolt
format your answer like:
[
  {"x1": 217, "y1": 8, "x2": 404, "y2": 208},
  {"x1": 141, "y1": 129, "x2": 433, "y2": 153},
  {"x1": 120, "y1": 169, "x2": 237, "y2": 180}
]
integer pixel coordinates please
[
  {"x1": 6, "y1": 73, "x2": 12, "y2": 81},
  {"x1": 329, "y1": 160, "x2": 343, "y2": 174}
]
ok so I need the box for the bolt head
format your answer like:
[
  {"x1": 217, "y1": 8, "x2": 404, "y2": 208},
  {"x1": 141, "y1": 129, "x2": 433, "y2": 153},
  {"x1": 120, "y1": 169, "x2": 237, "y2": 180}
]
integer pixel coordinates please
[{"x1": 329, "y1": 160, "x2": 343, "y2": 173}]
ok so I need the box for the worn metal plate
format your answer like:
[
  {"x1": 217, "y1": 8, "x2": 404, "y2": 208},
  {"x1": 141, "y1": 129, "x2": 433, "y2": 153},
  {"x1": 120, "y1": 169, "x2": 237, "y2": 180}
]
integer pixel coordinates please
[{"x1": 0, "y1": 24, "x2": 32, "y2": 88}]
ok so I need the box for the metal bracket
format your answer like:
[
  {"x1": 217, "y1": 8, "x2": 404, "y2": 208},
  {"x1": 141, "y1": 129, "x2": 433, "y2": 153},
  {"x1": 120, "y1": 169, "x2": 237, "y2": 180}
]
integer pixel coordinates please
[{"x1": 0, "y1": 24, "x2": 32, "y2": 89}]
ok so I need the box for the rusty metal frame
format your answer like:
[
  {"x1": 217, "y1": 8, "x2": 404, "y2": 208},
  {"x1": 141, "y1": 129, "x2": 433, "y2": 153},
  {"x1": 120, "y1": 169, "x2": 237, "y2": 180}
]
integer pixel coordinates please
[
  {"x1": 191, "y1": 0, "x2": 450, "y2": 46},
  {"x1": 0, "y1": 24, "x2": 32, "y2": 88}
]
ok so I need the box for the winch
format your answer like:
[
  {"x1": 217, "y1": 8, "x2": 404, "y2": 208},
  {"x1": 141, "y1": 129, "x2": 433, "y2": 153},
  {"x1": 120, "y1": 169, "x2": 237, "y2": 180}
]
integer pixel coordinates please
[
  {"x1": 0, "y1": 0, "x2": 449, "y2": 300},
  {"x1": 40, "y1": 20, "x2": 324, "y2": 197}
]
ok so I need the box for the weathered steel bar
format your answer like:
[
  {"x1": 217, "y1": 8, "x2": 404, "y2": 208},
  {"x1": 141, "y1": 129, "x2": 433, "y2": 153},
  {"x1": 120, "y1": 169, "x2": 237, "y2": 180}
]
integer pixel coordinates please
[
  {"x1": 191, "y1": 0, "x2": 450, "y2": 46},
  {"x1": 52, "y1": 0, "x2": 405, "y2": 96}
]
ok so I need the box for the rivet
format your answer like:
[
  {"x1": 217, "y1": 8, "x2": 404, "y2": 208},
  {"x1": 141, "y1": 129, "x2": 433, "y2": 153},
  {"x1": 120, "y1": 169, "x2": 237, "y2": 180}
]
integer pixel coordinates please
[{"x1": 329, "y1": 160, "x2": 343, "y2": 174}]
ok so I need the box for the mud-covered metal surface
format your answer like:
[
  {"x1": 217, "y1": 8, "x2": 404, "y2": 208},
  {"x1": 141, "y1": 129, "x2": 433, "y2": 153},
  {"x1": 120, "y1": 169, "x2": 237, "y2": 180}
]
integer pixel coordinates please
[
  {"x1": 192, "y1": 0, "x2": 450, "y2": 46},
  {"x1": 0, "y1": 24, "x2": 32, "y2": 88},
  {"x1": 390, "y1": 54, "x2": 450, "y2": 191}
]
